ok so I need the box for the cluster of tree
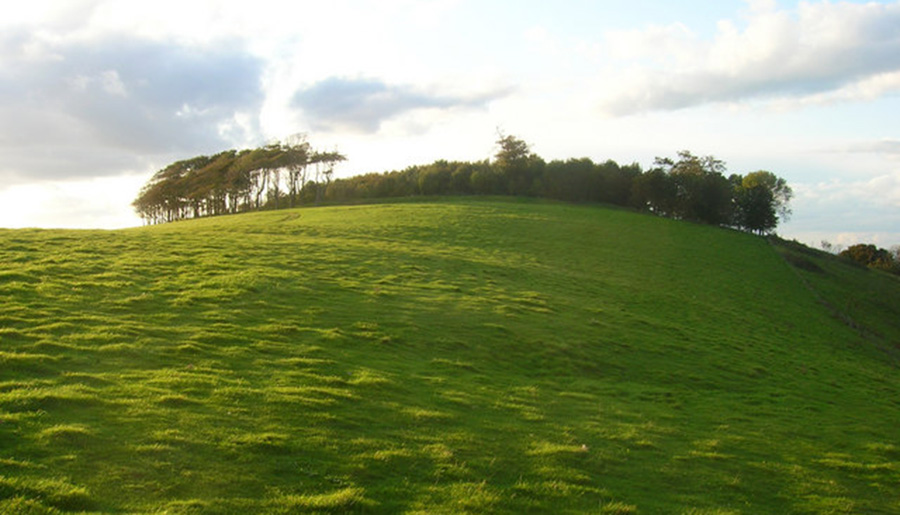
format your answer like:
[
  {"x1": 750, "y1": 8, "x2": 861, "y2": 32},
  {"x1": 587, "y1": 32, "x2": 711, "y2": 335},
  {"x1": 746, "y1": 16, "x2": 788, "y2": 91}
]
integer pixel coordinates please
[
  {"x1": 323, "y1": 156, "x2": 642, "y2": 206},
  {"x1": 630, "y1": 151, "x2": 792, "y2": 234},
  {"x1": 132, "y1": 136, "x2": 345, "y2": 224},
  {"x1": 838, "y1": 244, "x2": 900, "y2": 275},
  {"x1": 134, "y1": 133, "x2": 792, "y2": 235},
  {"x1": 320, "y1": 136, "x2": 792, "y2": 234}
]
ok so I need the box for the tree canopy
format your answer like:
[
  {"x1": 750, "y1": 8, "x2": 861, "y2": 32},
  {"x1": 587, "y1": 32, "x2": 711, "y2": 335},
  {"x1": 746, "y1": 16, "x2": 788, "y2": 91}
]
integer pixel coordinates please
[
  {"x1": 839, "y1": 244, "x2": 900, "y2": 275},
  {"x1": 134, "y1": 135, "x2": 793, "y2": 237},
  {"x1": 132, "y1": 138, "x2": 345, "y2": 224}
]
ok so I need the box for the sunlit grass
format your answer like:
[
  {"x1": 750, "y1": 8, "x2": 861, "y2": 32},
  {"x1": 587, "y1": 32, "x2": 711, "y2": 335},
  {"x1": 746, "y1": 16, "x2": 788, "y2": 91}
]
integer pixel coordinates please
[{"x1": 0, "y1": 197, "x2": 898, "y2": 512}]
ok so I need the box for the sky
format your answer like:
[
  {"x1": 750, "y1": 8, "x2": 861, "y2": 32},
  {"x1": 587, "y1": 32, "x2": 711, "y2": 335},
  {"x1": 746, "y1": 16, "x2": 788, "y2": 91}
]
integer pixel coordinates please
[{"x1": 0, "y1": 0, "x2": 898, "y2": 249}]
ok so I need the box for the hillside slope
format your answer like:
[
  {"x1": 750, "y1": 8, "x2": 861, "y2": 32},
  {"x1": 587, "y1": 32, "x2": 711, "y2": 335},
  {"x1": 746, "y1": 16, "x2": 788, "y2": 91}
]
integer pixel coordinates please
[{"x1": 1, "y1": 198, "x2": 898, "y2": 513}]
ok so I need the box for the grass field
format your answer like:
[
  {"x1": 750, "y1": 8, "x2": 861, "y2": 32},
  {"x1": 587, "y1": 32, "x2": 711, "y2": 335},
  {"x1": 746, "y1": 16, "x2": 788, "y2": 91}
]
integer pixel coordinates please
[{"x1": 1, "y1": 197, "x2": 898, "y2": 513}]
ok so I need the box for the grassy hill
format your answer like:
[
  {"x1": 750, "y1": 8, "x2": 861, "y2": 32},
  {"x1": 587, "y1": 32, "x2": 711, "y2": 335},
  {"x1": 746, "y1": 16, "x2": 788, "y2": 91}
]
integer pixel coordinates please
[{"x1": 1, "y1": 198, "x2": 898, "y2": 513}]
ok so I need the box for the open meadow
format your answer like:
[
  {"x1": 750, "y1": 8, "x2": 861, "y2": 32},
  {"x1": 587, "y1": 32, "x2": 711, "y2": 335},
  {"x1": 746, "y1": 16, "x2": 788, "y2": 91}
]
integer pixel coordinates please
[{"x1": 1, "y1": 198, "x2": 899, "y2": 513}]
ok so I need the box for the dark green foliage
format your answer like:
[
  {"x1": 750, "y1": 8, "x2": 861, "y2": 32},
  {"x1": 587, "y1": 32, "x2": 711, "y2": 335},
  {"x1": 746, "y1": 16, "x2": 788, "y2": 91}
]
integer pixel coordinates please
[
  {"x1": 743, "y1": 170, "x2": 793, "y2": 222},
  {"x1": 132, "y1": 139, "x2": 345, "y2": 224},
  {"x1": 729, "y1": 170, "x2": 793, "y2": 234},
  {"x1": 650, "y1": 151, "x2": 734, "y2": 225},
  {"x1": 417, "y1": 160, "x2": 453, "y2": 196},
  {"x1": 630, "y1": 168, "x2": 676, "y2": 215},
  {"x1": 493, "y1": 133, "x2": 544, "y2": 196},
  {"x1": 134, "y1": 138, "x2": 793, "y2": 238},
  {"x1": 734, "y1": 184, "x2": 777, "y2": 234},
  {"x1": 542, "y1": 157, "x2": 596, "y2": 202}
]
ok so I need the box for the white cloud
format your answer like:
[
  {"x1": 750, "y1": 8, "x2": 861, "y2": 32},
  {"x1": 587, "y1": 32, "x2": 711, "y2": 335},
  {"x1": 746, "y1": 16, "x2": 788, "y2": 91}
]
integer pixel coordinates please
[
  {"x1": 784, "y1": 167, "x2": 900, "y2": 247},
  {"x1": 595, "y1": 0, "x2": 900, "y2": 115},
  {"x1": 799, "y1": 172, "x2": 900, "y2": 209},
  {"x1": 0, "y1": 0, "x2": 491, "y2": 223},
  {"x1": 0, "y1": 32, "x2": 265, "y2": 183},
  {"x1": 603, "y1": 22, "x2": 701, "y2": 65},
  {"x1": 0, "y1": 0, "x2": 99, "y2": 32}
]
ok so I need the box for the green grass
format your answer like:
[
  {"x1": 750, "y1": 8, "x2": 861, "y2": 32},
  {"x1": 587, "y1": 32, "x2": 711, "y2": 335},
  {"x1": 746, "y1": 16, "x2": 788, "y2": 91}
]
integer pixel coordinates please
[{"x1": 1, "y1": 197, "x2": 898, "y2": 513}]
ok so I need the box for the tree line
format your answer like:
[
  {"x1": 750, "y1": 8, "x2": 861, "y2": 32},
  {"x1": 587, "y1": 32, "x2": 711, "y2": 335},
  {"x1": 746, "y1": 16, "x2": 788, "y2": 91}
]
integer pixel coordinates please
[
  {"x1": 132, "y1": 136, "x2": 345, "y2": 224},
  {"x1": 133, "y1": 133, "x2": 792, "y2": 235}
]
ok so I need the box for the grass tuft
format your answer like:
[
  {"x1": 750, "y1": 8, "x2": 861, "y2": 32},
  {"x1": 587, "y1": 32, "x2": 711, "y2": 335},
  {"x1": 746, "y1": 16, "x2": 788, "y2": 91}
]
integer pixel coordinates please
[
  {"x1": 269, "y1": 487, "x2": 372, "y2": 512},
  {"x1": 0, "y1": 476, "x2": 95, "y2": 511}
]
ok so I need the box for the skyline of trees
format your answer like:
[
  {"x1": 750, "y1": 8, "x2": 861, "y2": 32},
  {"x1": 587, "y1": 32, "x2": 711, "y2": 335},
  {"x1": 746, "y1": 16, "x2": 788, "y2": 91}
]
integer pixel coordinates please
[
  {"x1": 133, "y1": 134, "x2": 793, "y2": 236},
  {"x1": 132, "y1": 136, "x2": 345, "y2": 224}
]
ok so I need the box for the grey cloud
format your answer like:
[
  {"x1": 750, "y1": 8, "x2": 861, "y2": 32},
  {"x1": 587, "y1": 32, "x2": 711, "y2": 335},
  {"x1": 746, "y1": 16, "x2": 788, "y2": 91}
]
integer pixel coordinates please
[
  {"x1": 292, "y1": 77, "x2": 507, "y2": 133},
  {"x1": 602, "y1": 70, "x2": 858, "y2": 116},
  {"x1": 840, "y1": 139, "x2": 900, "y2": 157},
  {"x1": 0, "y1": 32, "x2": 265, "y2": 182},
  {"x1": 600, "y1": 3, "x2": 900, "y2": 116},
  {"x1": 864, "y1": 140, "x2": 900, "y2": 156}
]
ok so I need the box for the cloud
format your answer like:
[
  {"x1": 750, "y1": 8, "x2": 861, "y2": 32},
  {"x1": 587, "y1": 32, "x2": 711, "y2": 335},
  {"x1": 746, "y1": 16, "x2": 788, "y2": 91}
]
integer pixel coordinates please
[
  {"x1": 840, "y1": 139, "x2": 900, "y2": 158},
  {"x1": 0, "y1": 31, "x2": 265, "y2": 182},
  {"x1": 291, "y1": 77, "x2": 508, "y2": 133},
  {"x1": 596, "y1": 1, "x2": 900, "y2": 115},
  {"x1": 785, "y1": 170, "x2": 900, "y2": 247},
  {"x1": 795, "y1": 171, "x2": 900, "y2": 219}
]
